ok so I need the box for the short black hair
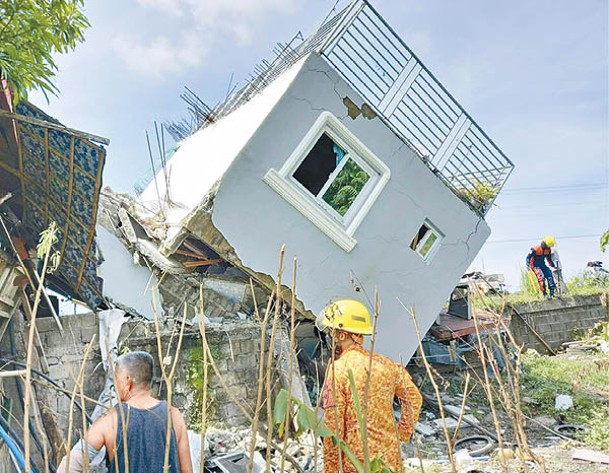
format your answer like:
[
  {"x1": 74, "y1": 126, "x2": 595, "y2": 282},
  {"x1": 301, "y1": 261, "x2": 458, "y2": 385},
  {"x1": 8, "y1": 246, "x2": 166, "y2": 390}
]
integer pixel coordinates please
[{"x1": 115, "y1": 351, "x2": 154, "y2": 387}]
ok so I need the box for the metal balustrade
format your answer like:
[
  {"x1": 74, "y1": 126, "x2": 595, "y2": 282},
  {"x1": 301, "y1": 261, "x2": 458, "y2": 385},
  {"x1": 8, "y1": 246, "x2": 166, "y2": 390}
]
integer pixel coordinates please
[{"x1": 211, "y1": 0, "x2": 514, "y2": 216}]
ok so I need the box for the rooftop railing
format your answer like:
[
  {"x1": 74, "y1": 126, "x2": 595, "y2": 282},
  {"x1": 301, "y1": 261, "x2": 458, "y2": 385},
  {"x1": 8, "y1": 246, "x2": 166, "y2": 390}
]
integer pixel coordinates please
[{"x1": 210, "y1": 0, "x2": 514, "y2": 216}]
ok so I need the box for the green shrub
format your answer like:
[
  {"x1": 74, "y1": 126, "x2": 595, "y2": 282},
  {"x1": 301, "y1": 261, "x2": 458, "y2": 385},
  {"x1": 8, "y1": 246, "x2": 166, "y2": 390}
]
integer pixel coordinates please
[
  {"x1": 520, "y1": 353, "x2": 609, "y2": 449},
  {"x1": 582, "y1": 407, "x2": 609, "y2": 451},
  {"x1": 456, "y1": 179, "x2": 499, "y2": 212},
  {"x1": 567, "y1": 273, "x2": 609, "y2": 292},
  {"x1": 186, "y1": 344, "x2": 218, "y2": 430}
]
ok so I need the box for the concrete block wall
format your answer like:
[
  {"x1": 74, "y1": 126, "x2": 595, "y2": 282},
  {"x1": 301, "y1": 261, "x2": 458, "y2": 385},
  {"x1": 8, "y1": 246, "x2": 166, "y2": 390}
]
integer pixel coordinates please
[
  {"x1": 509, "y1": 294, "x2": 608, "y2": 353},
  {"x1": 35, "y1": 312, "x2": 105, "y2": 435},
  {"x1": 144, "y1": 321, "x2": 263, "y2": 427},
  {"x1": 31, "y1": 313, "x2": 263, "y2": 437}
]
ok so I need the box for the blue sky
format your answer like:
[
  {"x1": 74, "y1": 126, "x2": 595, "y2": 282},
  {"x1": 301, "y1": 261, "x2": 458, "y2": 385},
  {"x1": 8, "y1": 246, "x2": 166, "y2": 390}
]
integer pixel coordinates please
[{"x1": 31, "y1": 0, "x2": 608, "y2": 291}]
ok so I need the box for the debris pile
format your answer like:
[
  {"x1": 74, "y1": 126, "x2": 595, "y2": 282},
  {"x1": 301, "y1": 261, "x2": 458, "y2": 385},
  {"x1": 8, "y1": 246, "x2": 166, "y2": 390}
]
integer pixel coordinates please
[{"x1": 190, "y1": 427, "x2": 321, "y2": 473}]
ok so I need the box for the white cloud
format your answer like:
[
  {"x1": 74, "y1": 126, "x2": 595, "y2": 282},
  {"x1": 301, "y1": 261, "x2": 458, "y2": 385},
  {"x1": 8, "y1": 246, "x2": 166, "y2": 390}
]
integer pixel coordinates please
[
  {"x1": 112, "y1": 31, "x2": 206, "y2": 79},
  {"x1": 136, "y1": 0, "x2": 183, "y2": 16},
  {"x1": 117, "y1": 0, "x2": 301, "y2": 78}
]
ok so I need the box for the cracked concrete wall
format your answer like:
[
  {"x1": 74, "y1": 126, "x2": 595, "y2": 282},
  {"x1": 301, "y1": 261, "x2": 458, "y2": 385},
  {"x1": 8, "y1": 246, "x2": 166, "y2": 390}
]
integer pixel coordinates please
[{"x1": 209, "y1": 53, "x2": 491, "y2": 362}]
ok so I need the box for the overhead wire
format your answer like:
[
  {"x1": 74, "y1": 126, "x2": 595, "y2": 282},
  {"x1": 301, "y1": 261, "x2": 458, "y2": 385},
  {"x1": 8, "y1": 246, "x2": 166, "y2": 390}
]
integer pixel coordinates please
[
  {"x1": 501, "y1": 182, "x2": 607, "y2": 194},
  {"x1": 495, "y1": 210, "x2": 608, "y2": 218},
  {"x1": 500, "y1": 200, "x2": 605, "y2": 210},
  {"x1": 485, "y1": 234, "x2": 602, "y2": 244},
  {"x1": 0, "y1": 358, "x2": 93, "y2": 426}
]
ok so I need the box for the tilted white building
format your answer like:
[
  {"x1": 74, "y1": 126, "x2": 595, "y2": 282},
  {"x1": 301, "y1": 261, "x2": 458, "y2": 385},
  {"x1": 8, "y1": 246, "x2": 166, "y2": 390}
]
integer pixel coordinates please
[{"x1": 141, "y1": 1, "x2": 514, "y2": 361}]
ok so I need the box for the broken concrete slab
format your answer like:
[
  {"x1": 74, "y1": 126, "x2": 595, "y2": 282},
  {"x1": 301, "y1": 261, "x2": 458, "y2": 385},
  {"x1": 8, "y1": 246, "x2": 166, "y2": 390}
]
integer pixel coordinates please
[
  {"x1": 432, "y1": 417, "x2": 459, "y2": 429},
  {"x1": 444, "y1": 404, "x2": 480, "y2": 425},
  {"x1": 415, "y1": 421, "x2": 436, "y2": 436},
  {"x1": 97, "y1": 226, "x2": 158, "y2": 319},
  {"x1": 572, "y1": 448, "x2": 609, "y2": 465}
]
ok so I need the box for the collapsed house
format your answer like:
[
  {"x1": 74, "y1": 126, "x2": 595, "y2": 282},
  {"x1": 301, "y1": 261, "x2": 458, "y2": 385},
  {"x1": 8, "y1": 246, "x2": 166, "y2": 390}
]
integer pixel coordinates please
[{"x1": 137, "y1": 0, "x2": 513, "y2": 362}]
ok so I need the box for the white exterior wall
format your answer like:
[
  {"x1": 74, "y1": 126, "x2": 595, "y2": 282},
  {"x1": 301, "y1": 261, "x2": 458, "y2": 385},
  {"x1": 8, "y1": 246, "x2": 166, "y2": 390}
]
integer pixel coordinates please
[
  {"x1": 209, "y1": 53, "x2": 490, "y2": 362},
  {"x1": 140, "y1": 60, "x2": 305, "y2": 240},
  {"x1": 97, "y1": 226, "x2": 158, "y2": 318}
]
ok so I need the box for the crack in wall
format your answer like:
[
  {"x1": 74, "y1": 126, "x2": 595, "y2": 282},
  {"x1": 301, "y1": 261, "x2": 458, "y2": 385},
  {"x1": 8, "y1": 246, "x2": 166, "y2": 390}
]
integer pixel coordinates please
[{"x1": 441, "y1": 216, "x2": 485, "y2": 270}]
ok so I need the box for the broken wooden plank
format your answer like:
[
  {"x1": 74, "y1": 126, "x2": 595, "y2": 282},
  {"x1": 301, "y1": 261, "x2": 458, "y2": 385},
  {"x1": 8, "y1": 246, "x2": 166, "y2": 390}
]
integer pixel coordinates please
[
  {"x1": 182, "y1": 239, "x2": 211, "y2": 258},
  {"x1": 175, "y1": 248, "x2": 208, "y2": 259},
  {"x1": 183, "y1": 258, "x2": 223, "y2": 268}
]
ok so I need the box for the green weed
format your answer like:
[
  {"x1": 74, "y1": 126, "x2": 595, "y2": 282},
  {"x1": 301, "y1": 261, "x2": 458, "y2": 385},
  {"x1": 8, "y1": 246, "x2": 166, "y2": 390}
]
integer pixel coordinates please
[
  {"x1": 581, "y1": 407, "x2": 609, "y2": 451},
  {"x1": 520, "y1": 353, "x2": 609, "y2": 448},
  {"x1": 567, "y1": 273, "x2": 609, "y2": 292},
  {"x1": 187, "y1": 344, "x2": 219, "y2": 429}
]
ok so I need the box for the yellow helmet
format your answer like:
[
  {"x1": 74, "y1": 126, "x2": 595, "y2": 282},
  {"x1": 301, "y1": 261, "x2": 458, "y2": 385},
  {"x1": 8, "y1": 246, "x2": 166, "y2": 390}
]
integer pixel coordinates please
[
  {"x1": 316, "y1": 299, "x2": 373, "y2": 335},
  {"x1": 542, "y1": 236, "x2": 556, "y2": 247}
]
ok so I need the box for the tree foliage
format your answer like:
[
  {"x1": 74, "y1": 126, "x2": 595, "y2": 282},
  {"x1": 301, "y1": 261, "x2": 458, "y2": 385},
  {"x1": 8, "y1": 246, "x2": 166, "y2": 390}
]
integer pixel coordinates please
[
  {"x1": 322, "y1": 158, "x2": 370, "y2": 216},
  {"x1": 0, "y1": 0, "x2": 90, "y2": 103},
  {"x1": 601, "y1": 230, "x2": 609, "y2": 253}
]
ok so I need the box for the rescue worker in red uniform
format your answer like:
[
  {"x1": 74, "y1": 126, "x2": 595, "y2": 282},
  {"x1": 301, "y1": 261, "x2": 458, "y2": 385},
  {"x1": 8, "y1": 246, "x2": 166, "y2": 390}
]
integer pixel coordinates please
[
  {"x1": 526, "y1": 236, "x2": 557, "y2": 297},
  {"x1": 317, "y1": 299, "x2": 422, "y2": 473}
]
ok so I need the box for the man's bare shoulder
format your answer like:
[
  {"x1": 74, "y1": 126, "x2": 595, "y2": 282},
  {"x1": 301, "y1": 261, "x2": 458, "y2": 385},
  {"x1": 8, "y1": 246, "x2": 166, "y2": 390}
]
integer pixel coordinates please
[
  {"x1": 94, "y1": 406, "x2": 118, "y2": 431},
  {"x1": 101, "y1": 406, "x2": 118, "y2": 421},
  {"x1": 85, "y1": 406, "x2": 117, "y2": 450},
  {"x1": 90, "y1": 406, "x2": 116, "y2": 427},
  {"x1": 171, "y1": 406, "x2": 186, "y2": 425}
]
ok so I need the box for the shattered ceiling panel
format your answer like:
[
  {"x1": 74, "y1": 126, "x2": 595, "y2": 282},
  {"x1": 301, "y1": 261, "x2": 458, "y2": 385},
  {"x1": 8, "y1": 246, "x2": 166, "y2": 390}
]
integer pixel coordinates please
[{"x1": 0, "y1": 101, "x2": 106, "y2": 308}]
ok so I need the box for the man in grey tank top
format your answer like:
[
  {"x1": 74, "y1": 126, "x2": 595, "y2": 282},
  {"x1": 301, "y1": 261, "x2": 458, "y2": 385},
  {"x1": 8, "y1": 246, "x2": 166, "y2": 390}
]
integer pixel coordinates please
[{"x1": 58, "y1": 351, "x2": 193, "y2": 472}]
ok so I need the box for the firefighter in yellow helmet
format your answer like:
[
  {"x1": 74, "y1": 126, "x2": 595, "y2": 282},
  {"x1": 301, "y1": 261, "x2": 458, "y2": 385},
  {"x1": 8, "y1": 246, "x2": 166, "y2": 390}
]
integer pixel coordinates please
[
  {"x1": 317, "y1": 299, "x2": 422, "y2": 473},
  {"x1": 526, "y1": 236, "x2": 558, "y2": 297}
]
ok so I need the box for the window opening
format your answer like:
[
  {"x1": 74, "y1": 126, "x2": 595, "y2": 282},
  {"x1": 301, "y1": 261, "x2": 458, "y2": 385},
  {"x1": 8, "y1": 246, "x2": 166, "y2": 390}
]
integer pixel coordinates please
[
  {"x1": 419, "y1": 232, "x2": 438, "y2": 257},
  {"x1": 292, "y1": 133, "x2": 371, "y2": 217},
  {"x1": 263, "y1": 112, "x2": 392, "y2": 252},
  {"x1": 293, "y1": 133, "x2": 340, "y2": 195},
  {"x1": 410, "y1": 226, "x2": 428, "y2": 250},
  {"x1": 410, "y1": 222, "x2": 442, "y2": 260}
]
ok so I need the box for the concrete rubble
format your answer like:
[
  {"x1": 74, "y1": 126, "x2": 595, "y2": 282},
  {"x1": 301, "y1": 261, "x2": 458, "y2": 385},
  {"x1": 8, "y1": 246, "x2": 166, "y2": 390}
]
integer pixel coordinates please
[{"x1": 191, "y1": 427, "x2": 322, "y2": 473}]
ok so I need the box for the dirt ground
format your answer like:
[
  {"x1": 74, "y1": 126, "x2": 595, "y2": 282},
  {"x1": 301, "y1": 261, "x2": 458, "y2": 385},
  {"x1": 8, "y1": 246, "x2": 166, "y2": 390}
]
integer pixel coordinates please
[
  {"x1": 404, "y1": 355, "x2": 609, "y2": 473},
  {"x1": 420, "y1": 445, "x2": 609, "y2": 472},
  {"x1": 405, "y1": 441, "x2": 609, "y2": 472}
]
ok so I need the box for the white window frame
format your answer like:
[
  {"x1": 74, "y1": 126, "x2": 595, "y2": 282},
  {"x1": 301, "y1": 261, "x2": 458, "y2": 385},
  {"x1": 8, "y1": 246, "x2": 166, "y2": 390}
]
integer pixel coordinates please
[
  {"x1": 410, "y1": 219, "x2": 443, "y2": 262},
  {"x1": 264, "y1": 112, "x2": 390, "y2": 252}
]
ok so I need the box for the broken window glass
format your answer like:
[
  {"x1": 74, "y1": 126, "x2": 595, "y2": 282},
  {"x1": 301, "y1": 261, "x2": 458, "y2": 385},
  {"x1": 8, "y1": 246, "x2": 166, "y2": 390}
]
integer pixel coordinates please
[{"x1": 292, "y1": 133, "x2": 371, "y2": 217}]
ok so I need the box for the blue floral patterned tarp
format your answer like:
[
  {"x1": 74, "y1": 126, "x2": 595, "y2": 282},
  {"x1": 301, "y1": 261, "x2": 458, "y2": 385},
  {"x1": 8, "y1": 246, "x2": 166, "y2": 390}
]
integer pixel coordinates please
[{"x1": 14, "y1": 101, "x2": 105, "y2": 308}]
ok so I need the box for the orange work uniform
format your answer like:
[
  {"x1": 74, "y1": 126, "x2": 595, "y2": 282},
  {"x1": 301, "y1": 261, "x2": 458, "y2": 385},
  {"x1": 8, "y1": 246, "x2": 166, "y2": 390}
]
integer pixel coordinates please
[{"x1": 322, "y1": 344, "x2": 422, "y2": 473}]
